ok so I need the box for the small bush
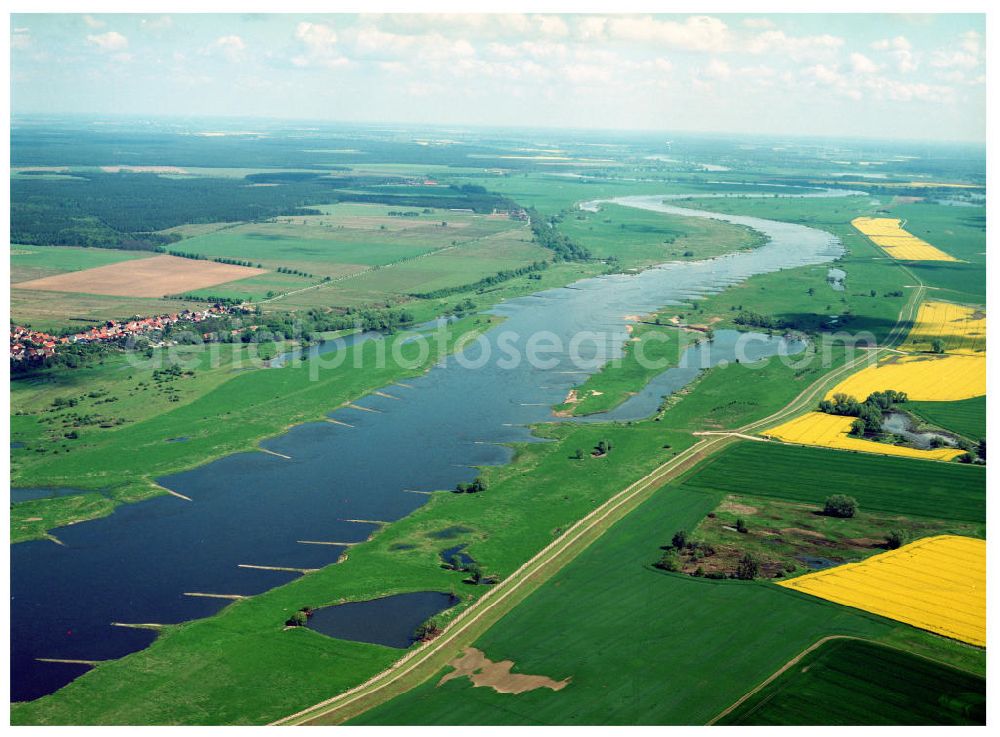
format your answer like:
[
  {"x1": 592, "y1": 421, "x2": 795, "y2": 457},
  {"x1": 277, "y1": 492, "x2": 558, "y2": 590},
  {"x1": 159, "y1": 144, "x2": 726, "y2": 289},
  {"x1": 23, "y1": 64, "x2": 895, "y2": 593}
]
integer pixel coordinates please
[
  {"x1": 735, "y1": 552, "x2": 760, "y2": 580},
  {"x1": 823, "y1": 494, "x2": 858, "y2": 518},
  {"x1": 654, "y1": 550, "x2": 682, "y2": 572},
  {"x1": 885, "y1": 530, "x2": 907, "y2": 550}
]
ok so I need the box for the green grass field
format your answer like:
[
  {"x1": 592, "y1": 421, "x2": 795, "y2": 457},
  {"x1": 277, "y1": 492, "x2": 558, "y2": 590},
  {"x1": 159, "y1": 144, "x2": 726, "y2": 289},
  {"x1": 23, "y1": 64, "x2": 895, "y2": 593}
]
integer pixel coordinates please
[
  {"x1": 350, "y1": 484, "x2": 897, "y2": 726},
  {"x1": 718, "y1": 638, "x2": 985, "y2": 725},
  {"x1": 674, "y1": 441, "x2": 985, "y2": 524},
  {"x1": 907, "y1": 397, "x2": 986, "y2": 442},
  {"x1": 882, "y1": 201, "x2": 986, "y2": 304},
  {"x1": 560, "y1": 203, "x2": 766, "y2": 268}
]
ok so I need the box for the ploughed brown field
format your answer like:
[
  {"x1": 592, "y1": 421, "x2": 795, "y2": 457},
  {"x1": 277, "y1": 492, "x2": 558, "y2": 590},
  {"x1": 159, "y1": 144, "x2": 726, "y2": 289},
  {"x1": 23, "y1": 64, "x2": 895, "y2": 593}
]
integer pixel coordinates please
[{"x1": 13, "y1": 254, "x2": 266, "y2": 298}]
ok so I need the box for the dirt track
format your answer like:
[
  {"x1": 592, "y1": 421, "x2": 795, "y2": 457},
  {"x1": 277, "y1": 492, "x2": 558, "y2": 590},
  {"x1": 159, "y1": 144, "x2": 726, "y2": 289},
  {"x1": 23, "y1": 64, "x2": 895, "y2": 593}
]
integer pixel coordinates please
[{"x1": 14, "y1": 254, "x2": 265, "y2": 297}]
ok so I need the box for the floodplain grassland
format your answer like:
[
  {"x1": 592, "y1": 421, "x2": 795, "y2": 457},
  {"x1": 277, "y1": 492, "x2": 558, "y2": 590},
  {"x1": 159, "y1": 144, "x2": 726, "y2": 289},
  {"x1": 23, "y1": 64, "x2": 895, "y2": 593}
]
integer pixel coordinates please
[
  {"x1": 717, "y1": 638, "x2": 984, "y2": 726},
  {"x1": 673, "y1": 441, "x2": 985, "y2": 524},
  {"x1": 10, "y1": 411, "x2": 700, "y2": 724},
  {"x1": 9, "y1": 314, "x2": 499, "y2": 542},
  {"x1": 559, "y1": 202, "x2": 767, "y2": 268},
  {"x1": 553, "y1": 322, "x2": 684, "y2": 416},
  {"x1": 684, "y1": 492, "x2": 981, "y2": 579}
]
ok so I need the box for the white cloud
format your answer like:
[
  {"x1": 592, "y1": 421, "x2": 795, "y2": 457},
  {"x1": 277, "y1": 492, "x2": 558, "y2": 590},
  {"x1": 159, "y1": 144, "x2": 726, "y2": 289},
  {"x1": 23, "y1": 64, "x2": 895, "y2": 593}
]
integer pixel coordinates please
[
  {"x1": 296, "y1": 22, "x2": 338, "y2": 51},
  {"x1": 83, "y1": 15, "x2": 105, "y2": 29},
  {"x1": 805, "y1": 63, "x2": 844, "y2": 87},
  {"x1": 292, "y1": 22, "x2": 354, "y2": 69},
  {"x1": 850, "y1": 53, "x2": 879, "y2": 75},
  {"x1": 871, "y1": 35, "x2": 917, "y2": 73},
  {"x1": 141, "y1": 16, "x2": 174, "y2": 31},
  {"x1": 705, "y1": 59, "x2": 732, "y2": 80},
  {"x1": 602, "y1": 15, "x2": 732, "y2": 53},
  {"x1": 210, "y1": 35, "x2": 247, "y2": 63},
  {"x1": 12, "y1": 30, "x2": 31, "y2": 50},
  {"x1": 87, "y1": 31, "x2": 128, "y2": 52},
  {"x1": 960, "y1": 30, "x2": 982, "y2": 55},
  {"x1": 742, "y1": 18, "x2": 775, "y2": 29},
  {"x1": 929, "y1": 32, "x2": 983, "y2": 71},
  {"x1": 745, "y1": 30, "x2": 844, "y2": 60}
]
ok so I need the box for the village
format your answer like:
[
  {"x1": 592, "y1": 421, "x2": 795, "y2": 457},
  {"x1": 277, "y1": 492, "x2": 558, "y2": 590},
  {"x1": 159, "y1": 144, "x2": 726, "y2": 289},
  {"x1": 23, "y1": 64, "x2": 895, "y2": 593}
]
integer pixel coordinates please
[{"x1": 9, "y1": 302, "x2": 255, "y2": 363}]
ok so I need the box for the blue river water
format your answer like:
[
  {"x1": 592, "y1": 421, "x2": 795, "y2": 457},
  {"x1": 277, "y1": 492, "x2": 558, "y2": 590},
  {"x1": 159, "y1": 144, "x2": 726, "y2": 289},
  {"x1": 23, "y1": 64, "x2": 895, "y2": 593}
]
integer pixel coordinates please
[{"x1": 10, "y1": 189, "x2": 853, "y2": 702}]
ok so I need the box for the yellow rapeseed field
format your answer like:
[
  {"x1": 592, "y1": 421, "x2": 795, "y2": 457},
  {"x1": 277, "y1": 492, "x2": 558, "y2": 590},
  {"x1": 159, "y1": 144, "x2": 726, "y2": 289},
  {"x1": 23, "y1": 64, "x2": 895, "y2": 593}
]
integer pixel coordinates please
[
  {"x1": 907, "y1": 300, "x2": 986, "y2": 354},
  {"x1": 852, "y1": 217, "x2": 958, "y2": 262},
  {"x1": 778, "y1": 535, "x2": 985, "y2": 647},
  {"x1": 763, "y1": 412, "x2": 965, "y2": 461},
  {"x1": 825, "y1": 353, "x2": 985, "y2": 402}
]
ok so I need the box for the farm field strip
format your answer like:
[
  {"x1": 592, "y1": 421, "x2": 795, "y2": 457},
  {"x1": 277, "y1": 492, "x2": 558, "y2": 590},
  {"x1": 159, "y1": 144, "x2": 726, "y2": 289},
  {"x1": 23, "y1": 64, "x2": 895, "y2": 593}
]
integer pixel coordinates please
[
  {"x1": 851, "y1": 217, "x2": 958, "y2": 261},
  {"x1": 906, "y1": 300, "x2": 985, "y2": 354},
  {"x1": 778, "y1": 535, "x2": 985, "y2": 646},
  {"x1": 824, "y1": 353, "x2": 985, "y2": 402},
  {"x1": 12, "y1": 254, "x2": 266, "y2": 298},
  {"x1": 762, "y1": 412, "x2": 965, "y2": 460}
]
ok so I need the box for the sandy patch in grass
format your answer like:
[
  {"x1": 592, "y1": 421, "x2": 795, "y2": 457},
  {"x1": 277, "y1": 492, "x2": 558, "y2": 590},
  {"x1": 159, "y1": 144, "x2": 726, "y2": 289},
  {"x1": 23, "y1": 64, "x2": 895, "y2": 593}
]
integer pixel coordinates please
[
  {"x1": 438, "y1": 647, "x2": 570, "y2": 695},
  {"x1": 719, "y1": 498, "x2": 759, "y2": 516},
  {"x1": 780, "y1": 527, "x2": 826, "y2": 540},
  {"x1": 14, "y1": 254, "x2": 266, "y2": 298}
]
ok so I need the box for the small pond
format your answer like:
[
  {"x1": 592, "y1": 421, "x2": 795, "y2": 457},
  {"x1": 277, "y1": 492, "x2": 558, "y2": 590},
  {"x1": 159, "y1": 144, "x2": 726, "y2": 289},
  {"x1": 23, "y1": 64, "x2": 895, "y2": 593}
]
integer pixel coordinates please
[
  {"x1": 882, "y1": 411, "x2": 957, "y2": 450},
  {"x1": 827, "y1": 268, "x2": 846, "y2": 291},
  {"x1": 305, "y1": 591, "x2": 458, "y2": 648},
  {"x1": 440, "y1": 543, "x2": 476, "y2": 570},
  {"x1": 10, "y1": 487, "x2": 93, "y2": 504},
  {"x1": 797, "y1": 556, "x2": 841, "y2": 570}
]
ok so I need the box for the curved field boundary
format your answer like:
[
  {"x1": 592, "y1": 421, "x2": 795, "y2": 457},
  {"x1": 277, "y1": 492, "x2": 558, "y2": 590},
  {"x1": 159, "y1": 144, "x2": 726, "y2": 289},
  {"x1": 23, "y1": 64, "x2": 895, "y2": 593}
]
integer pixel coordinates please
[{"x1": 706, "y1": 634, "x2": 983, "y2": 725}]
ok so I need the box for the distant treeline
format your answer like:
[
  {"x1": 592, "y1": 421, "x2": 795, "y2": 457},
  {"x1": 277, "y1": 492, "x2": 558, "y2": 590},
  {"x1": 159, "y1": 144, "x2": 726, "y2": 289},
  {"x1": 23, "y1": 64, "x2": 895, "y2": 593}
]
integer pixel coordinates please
[
  {"x1": 11, "y1": 172, "x2": 518, "y2": 249},
  {"x1": 410, "y1": 260, "x2": 550, "y2": 299}
]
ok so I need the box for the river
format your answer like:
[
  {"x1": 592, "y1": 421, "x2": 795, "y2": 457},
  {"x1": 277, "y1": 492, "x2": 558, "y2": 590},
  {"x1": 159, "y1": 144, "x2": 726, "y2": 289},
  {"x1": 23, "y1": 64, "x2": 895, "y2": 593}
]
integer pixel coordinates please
[{"x1": 10, "y1": 186, "x2": 859, "y2": 702}]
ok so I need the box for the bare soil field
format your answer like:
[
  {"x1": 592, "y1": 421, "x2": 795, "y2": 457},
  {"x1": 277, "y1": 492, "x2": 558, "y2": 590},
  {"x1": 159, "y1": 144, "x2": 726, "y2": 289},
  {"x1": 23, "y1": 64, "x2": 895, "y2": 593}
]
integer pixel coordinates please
[{"x1": 14, "y1": 254, "x2": 266, "y2": 298}]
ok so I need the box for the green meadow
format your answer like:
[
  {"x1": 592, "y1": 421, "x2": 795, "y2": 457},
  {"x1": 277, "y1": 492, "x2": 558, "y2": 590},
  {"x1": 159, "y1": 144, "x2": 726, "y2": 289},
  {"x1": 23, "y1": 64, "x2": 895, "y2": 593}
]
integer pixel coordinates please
[
  {"x1": 718, "y1": 638, "x2": 984, "y2": 725},
  {"x1": 674, "y1": 441, "x2": 985, "y2": 524},
  {"x1": 351, "y1": 484, "x2": 896, "y2": 726},
  {"x1": 907, "y1": 396, "x2": 986, "y2": 442}
]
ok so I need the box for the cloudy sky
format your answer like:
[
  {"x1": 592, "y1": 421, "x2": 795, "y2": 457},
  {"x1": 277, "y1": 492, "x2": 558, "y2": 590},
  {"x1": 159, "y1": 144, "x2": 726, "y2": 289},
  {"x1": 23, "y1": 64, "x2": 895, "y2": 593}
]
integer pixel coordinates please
[{"x1": 10, "y1": 13, "x2": 987, "y2": 141}]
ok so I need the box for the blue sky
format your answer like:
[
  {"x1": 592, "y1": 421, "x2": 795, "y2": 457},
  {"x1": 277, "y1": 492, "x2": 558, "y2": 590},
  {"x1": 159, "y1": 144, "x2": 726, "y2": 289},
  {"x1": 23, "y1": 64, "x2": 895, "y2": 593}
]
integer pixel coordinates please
[{"x1": 10, "y1": 13, "x2": 987, "y2": 141}]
